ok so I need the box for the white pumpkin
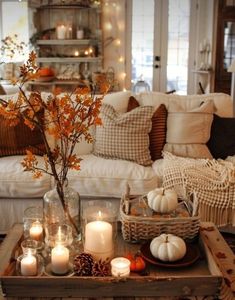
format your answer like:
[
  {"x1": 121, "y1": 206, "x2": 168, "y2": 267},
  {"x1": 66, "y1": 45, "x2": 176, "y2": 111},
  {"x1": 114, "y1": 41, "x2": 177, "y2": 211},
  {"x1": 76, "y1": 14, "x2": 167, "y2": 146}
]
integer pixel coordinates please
[
  {"x1": 147, "y1": 188, "x2": 178, "y2": 213},
  {"x1": 150, "y1": 234, "x2": 187, "y2": 262}
]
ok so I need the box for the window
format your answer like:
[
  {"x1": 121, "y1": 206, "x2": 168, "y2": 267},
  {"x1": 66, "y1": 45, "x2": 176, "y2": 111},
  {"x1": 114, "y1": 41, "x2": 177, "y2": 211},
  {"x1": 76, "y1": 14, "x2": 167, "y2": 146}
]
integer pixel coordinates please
[
  {"x1": 131, "y1": 0, "x2": 154, "y2": 90},
  {"x1": 167, "y1": 0, "x2": 190, "y2": 94},
  {"x1": 0, "y1": 0, "x2": 29, "y2": 62}
]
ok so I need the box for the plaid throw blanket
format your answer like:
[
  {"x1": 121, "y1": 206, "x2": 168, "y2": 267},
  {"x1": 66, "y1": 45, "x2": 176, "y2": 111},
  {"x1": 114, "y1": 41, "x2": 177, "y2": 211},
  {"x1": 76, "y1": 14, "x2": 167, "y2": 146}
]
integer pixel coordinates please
[{"x1": 162, "y1": 152, "x2": 235, "y2": 226}]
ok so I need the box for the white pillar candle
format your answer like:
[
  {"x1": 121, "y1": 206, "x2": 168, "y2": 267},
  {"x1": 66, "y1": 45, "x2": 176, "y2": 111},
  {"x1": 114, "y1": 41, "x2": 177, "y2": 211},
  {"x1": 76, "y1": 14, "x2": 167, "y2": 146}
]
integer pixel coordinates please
[
  {"x1": 51, "y1": 244, "x2": 69, "y2": 275},
  {"x1": 84, "y1": 219, "x2": 113, "y2": 261},
  {"x1": 29, "y1": 220, "x2": 43, "y2": 241},
  {"x1": 111, "y1": 257, "x2": 130, "y2": 277},
  {"x1": 21, "y1": 253, "x2": 37, "y2": 276},
  {"x1": 57, "y1": 24, "x2": 67, "y2": 39}
]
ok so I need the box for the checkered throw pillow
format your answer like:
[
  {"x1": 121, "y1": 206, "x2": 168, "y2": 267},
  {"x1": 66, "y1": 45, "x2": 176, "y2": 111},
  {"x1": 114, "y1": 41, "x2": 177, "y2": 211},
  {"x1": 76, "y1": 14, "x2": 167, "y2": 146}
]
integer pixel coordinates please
[{"x1": 93, "y1": 104, "x2": 153, "y2": 166}]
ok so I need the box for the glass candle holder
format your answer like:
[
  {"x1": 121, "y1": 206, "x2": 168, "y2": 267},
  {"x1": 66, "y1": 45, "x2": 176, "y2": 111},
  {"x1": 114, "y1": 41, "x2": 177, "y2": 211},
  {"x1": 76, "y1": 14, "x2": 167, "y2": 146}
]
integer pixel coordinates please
[
  {"x1": 44, "y1": 223, "x2": 73, "y2": 248},
  {"x1": 16, "y1": 251, "x2": 44, "y2": 276},
  {"x1": 23, "y1": 206, "x2": 43, "y2": 241},
  {"x1": 21, "y1": 239, "x2": 44, "y2": 255},
  {"x1": 82, "y1": 200, "x2": 118, "y2": 261},
  {"x1": 111, "y1": 257, "x2": 130, "y2": 277}
]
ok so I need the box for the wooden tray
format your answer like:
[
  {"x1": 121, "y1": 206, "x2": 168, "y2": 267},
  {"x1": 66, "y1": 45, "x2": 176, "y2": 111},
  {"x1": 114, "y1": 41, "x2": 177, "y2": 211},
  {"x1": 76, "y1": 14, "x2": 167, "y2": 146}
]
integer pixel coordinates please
[{"x1": 0, "y1": 222, "x2": 231, "y2": 299}]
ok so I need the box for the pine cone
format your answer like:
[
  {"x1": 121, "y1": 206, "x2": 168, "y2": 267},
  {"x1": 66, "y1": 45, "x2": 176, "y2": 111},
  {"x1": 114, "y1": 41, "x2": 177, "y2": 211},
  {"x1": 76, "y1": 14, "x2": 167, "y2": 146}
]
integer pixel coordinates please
[
  {"x1": 74, "y1": 253, "x2": 94, "y2": 276},
  {"x1": 92, "y1": 258, "x2": 111, "y2": 277}
]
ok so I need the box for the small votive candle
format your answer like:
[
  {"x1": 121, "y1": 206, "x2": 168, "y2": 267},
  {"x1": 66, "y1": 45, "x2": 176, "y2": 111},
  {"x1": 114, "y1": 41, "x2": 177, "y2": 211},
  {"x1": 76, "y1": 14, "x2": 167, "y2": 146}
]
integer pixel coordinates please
[
  {"x1": 29, "y1": 220, "x2": 43, "y2": 241},
  {"x1": 51, "y1": 244, "x2": 69, "y2": 275},
  {"x1": 20, "y1": 252, "x2": 37, "y2": 276},
  {"x1": 111, "y1": 257, "x2": 130, "y2": 277},
  {"x1": 74, "y1": 50, "x2": 79, "y2": 57}
]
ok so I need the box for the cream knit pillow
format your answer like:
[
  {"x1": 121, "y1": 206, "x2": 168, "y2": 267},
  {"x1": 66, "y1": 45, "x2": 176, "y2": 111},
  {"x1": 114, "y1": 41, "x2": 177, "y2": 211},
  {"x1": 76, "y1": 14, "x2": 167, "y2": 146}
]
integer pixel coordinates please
[
  {"x1": 93, "y1": 104, "x2": 153, "y2": 166},
  {"x1": 163, "y1": 100, "x2": 215, "y2": 159}
]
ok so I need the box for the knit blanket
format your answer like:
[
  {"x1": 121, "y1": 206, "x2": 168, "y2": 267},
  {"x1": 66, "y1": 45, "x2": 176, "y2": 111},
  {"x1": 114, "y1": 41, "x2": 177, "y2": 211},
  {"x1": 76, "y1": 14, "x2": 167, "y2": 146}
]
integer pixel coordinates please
[{"x1": 162, "y1": 152, "x2": 235, "y2": 226}]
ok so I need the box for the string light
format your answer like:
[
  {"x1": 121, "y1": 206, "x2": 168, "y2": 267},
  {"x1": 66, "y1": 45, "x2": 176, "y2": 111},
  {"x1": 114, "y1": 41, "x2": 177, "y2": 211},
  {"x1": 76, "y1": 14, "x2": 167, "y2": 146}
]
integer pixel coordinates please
[
  {"x1": 103, "y1": 0, "x2": 126, "y2": 91},
  {"x1": 116, "y1": 39, "x2": 121, "y2": 46},
  {"x1": 105, "y1": 22, "x2": 112, "y2": 31},
  {"x1": 119, "y1": 56, "x2": 124, "y2": 63}
]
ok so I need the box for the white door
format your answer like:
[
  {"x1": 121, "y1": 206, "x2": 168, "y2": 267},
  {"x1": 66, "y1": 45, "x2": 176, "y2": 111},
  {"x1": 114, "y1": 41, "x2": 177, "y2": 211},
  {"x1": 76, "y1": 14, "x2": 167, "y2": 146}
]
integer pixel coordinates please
[{"x1": 130, "y1": 0, "x2": 190, "y2": 94}]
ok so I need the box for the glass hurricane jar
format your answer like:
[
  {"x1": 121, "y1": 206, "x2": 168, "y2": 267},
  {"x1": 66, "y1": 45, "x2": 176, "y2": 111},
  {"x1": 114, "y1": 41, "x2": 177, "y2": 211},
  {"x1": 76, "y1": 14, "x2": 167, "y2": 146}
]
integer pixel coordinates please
[
  {"x1": 82, "y1": 200, "x2": 118, "y2": 261},
  {"x1": 43, "y1": 180, "x2": 81, "y2": 242}
]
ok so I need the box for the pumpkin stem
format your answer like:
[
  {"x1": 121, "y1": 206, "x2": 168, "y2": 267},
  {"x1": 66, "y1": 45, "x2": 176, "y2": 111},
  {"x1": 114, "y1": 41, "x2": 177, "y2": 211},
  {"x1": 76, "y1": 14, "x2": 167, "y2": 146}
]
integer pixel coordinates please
[{"x1": 165, "y1": 235, "x2": 168, "y2": 243}]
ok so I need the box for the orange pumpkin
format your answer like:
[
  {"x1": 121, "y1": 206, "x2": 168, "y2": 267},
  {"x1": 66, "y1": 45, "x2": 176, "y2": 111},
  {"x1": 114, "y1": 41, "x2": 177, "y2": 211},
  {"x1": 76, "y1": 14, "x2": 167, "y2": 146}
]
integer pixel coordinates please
[
  {"x1": 126, "y1": 253, "x2": 146, "y2": 272},
  {"x1": 38, "y1": 67, "x2": 54, "y2": 77}
]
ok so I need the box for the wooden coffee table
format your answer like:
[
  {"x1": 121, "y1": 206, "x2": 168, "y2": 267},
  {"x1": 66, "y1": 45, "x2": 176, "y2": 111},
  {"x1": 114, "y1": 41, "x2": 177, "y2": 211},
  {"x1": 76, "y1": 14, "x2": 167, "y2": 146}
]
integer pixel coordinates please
[{"x1": 0, "y1": 222, "x2": 234, "y2": 300}]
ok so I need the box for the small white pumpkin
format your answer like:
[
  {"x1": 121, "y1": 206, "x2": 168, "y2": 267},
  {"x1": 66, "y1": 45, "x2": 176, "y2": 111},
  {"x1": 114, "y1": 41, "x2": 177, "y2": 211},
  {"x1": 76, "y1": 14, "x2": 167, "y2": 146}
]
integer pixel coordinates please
[
  {"x1": 147, "y1": 188, "x2": 178, "y2": 213},
  {"x1": 150, "y1": 233, "x2": 187, "y2": 262}
]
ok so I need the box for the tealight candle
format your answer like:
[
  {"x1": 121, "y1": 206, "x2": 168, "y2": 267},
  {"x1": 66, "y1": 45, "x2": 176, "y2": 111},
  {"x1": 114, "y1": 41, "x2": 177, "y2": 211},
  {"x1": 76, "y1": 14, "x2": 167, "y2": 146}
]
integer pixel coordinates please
[
  {"x1": 57, "y1": 24, "x2": 67, "y2": 39},
  {"x1": 20, "y1": 252, "x2": 37, "y2": 276},
  {"x1": 29, "y1": 220, "x2": 43, "y2": 241},
  {"x1": 84, "y1": 213, "x2": 113, "y2": 261},
  {"x1": 111, "y1": 257, "x2": 130, "y2": 277},
  {"x1": 74, "y1": 50, "x2": 79, "y2": 57},
  {"x1": 51, "y1": 244, "x2": 69, "y2": 275}
]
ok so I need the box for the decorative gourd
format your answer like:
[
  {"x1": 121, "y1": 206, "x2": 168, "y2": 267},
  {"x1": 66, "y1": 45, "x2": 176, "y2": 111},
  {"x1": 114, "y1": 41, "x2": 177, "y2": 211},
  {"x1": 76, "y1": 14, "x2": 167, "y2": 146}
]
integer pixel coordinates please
[
  {"x1": 147, "y1": 188, "x2": 178, "y2": 213},
  {"x1": 150, "y1": 234, "x2": 186, "y2": 262}
]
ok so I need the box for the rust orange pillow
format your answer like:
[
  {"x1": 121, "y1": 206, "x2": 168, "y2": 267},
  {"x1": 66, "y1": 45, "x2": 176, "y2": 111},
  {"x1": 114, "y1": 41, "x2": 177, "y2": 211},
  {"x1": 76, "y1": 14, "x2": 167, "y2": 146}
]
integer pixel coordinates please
[
  {"x1": 0, "y1": 111, "x2": 46, "y2": 157},
  {"x1": 127, "y1": 96, "x2": 167, "y2": 160}
]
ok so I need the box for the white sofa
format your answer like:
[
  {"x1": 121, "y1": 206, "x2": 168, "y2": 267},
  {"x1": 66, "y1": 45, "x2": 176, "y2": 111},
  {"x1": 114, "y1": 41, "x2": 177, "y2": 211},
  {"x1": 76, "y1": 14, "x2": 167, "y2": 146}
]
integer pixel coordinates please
[{"x1": 0, "y1": 91, "x2": 233, "y2": 233}]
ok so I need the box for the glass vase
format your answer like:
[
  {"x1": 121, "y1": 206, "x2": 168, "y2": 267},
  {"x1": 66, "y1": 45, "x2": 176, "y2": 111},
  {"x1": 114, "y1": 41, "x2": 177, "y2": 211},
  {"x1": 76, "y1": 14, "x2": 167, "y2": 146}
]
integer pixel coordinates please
[{"x1": 43, "y1": 181, "x2": 81, "y2": 242}]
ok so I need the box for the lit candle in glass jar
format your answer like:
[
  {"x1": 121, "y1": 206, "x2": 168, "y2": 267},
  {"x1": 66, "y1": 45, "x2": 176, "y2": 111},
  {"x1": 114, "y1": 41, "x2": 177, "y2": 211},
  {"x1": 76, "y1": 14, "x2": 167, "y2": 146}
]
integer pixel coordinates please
[
  {"x1": 29, "y1": 220, "x2": 43, "y2": 241},
  {"x1": 21, "y1": 251, "x2": 37, "y2": 276},
  {"x1": 111, "y1": 257, "x2": 130, "y2": 277},
  {"x1": 51, "y1": 244, "x2": 69, "y2": 275},
  {"x1": 84, "y1": 211, "x2": 113, "y2": 261}
]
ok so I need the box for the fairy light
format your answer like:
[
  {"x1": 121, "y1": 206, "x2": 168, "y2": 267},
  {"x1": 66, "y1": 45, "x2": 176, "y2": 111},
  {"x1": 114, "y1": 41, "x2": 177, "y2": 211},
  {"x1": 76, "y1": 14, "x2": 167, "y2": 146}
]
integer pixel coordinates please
[
  {"x1": 116, "y1": 39, "x2": 121, "y2": 46},
  {"x1": 105, "y1": 22, "x2": 112, "y2": 31},
  {"x1": 103, "y1": 0, "x2": 126, "y2": 91},
  {"x1": 119, "y1": 56, "x2": 124, "y2": 63}
]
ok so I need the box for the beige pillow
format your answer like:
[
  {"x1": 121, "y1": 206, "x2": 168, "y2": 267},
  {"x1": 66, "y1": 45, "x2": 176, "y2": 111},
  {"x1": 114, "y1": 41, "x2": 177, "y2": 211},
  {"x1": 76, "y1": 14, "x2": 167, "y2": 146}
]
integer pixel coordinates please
[
  {"x1": 163, "y1": 100, "x2": 215, "y2": 158},
  {"x1": 93, "y1": 104, "x2": 153, "y2": 166}
]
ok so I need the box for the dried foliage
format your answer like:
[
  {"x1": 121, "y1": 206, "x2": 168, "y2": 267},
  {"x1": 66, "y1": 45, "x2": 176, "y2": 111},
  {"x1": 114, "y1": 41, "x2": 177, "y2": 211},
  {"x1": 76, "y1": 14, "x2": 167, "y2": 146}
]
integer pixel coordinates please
[
  {"x1": 0, "y1": 34, "x2": 27, "y2": 63},
  {"x1": 0, "y1": 51, "x2": 110, "y2": 233}
]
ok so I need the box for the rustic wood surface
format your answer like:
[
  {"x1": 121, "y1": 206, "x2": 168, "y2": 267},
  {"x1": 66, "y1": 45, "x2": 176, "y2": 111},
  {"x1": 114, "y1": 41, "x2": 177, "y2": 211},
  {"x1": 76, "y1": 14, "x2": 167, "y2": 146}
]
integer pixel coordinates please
[{"x1": 0, "y1": 222, "x2": 233, "y2": 300}]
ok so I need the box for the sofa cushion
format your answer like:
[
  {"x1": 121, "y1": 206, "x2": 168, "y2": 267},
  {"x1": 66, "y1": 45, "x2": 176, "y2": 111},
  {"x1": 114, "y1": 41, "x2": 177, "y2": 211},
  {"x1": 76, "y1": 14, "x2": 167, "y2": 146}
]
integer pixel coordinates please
[
  {"x1": 0, "y1": 112, "x2": 46, "y2": 157},
  {"x1": 0, "y1": 156, "x2": 51, "y2": 198},
  {"x1": 67, "y1": 154, "x2": 159, "y2": 197},
  {"x1": 207, "y1": 114, "x2": 235, "y2": 159},
  {"x1": 137, "y1": 92, "x2": 233, "y2": 117},
  {"x1": 163, "y1": 100, "x2": 214, "y2": 159},
  {"x1": 93, "y1": 103, "x2": 153, "y2": 166},
  {"x1": 103, "y1": 91, "x2": 132, "y2": 113},
  {"x1": 127, "y1": 96, "x2": 167, "y2": 160}
]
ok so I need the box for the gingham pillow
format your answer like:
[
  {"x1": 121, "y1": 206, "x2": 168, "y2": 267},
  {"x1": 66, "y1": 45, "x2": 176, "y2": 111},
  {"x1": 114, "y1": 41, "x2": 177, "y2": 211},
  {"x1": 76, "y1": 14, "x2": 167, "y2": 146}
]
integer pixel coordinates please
[{"x1": 93, "y1": 104, "x2": 153, "y2": 166}]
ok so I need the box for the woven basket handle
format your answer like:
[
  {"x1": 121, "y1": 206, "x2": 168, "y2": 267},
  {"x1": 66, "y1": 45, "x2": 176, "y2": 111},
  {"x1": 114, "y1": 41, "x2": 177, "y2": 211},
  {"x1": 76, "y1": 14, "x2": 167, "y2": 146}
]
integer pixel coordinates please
[{"x1": 121, "y1": 183, "x2": 131, "y2": 215}]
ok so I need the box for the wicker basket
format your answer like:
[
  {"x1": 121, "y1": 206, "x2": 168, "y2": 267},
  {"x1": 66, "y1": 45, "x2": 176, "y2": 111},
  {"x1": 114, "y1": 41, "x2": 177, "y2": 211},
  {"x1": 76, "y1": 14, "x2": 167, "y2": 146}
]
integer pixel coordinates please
[{"x1": 120, "y1": 187, "x2": 200, "y2": 243}]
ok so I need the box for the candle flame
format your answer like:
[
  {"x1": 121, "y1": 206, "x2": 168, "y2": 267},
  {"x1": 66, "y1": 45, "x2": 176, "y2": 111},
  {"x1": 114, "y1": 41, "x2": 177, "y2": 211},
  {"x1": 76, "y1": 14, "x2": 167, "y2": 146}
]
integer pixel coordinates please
[
  {"x1": 97, "y1": 210, "x2": 102, "y2": 220},
  {"x1": 57, "y1": 226, "x2": 62, "y2": 241}
]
